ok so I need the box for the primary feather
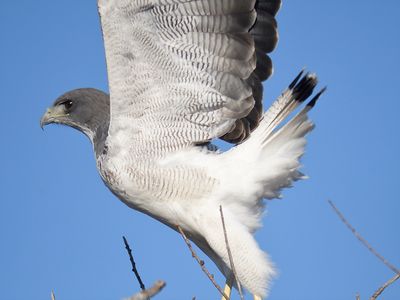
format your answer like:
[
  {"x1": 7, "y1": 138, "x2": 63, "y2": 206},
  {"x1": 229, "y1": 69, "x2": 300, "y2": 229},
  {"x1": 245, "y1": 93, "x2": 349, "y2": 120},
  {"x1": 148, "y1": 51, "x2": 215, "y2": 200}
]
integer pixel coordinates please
[{"x1": 42, "y1": 0, "x2": 324, "y2": 298}]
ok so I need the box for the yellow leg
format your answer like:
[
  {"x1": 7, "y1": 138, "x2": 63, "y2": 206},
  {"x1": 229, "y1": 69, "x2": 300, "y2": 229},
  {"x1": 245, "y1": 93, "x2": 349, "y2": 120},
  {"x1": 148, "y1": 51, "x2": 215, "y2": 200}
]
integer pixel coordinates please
[
  {"x1": 221, "y1": 276, "x2": 233, "y2": 300},
  {"x1": 221, "y1": 277, "x2": 262, "y2": 300}
]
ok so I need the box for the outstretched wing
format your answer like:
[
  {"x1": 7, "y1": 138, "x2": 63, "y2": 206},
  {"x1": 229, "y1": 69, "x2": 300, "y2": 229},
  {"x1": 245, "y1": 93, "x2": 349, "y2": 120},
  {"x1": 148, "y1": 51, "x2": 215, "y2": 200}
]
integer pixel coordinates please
[{"x1": 98, "y1": 0, "x2": 280, "y2": 157}]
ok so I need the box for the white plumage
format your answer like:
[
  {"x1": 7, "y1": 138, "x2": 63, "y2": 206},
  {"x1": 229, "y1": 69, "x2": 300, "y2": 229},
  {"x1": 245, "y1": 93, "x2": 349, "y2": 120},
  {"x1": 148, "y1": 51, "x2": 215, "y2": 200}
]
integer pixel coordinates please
[{"x1": 93, "y1": 0, "x2": 322, "y2": 297}]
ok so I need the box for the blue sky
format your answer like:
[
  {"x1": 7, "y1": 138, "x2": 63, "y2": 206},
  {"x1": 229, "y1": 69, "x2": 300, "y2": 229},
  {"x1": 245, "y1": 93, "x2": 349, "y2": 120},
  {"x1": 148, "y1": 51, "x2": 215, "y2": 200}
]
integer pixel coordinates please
[{"x1": 0, "y1": 1, "x2": 399, "y2": 299}]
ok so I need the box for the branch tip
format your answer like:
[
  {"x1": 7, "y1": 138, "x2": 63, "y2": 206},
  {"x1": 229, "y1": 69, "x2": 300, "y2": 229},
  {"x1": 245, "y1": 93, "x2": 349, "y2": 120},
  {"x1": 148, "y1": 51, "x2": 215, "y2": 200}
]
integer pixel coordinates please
[{"x1": 123, "y1": 235, "x2": 146, "y2": 290}]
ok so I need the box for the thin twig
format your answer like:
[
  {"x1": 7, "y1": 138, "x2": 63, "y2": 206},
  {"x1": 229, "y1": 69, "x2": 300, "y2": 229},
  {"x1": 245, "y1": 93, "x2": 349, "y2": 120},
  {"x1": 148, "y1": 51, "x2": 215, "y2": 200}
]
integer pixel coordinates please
[
  {"x1": 126, "y1": 280, "x2": 166, "y2": 300},
  {"x1": 219, "y1": 205, "x2": 244, "y2": 300},
  {"x1": 177, "y1": 225, "x2": 230, "y2": 300},
  {"x1": 123, "y1": 236, "x2": 146, "y2": 290},
  {"x1": 327, "y1": 200, "x2": 400, "y2": 275},
  {"x1": 370, "y1": 274, "x2": 400, "y2": 300},
  {"x1": 51, "y1": 291, "x2": 56, "y2": 300}
]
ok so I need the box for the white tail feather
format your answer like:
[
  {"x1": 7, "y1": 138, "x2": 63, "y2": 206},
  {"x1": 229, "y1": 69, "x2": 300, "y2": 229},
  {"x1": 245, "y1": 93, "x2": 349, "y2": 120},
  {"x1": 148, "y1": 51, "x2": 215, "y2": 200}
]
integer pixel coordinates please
[{"x1": 206, "y1": 72, "x2": 324, "y2": 296}]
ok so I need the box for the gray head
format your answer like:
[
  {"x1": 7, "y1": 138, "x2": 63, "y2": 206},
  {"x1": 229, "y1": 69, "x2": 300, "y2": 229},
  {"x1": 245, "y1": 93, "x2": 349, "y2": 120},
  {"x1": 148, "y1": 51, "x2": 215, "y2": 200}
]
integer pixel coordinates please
[{"x1": 41, "y1": 88, "x2": 110, "y2": 154}]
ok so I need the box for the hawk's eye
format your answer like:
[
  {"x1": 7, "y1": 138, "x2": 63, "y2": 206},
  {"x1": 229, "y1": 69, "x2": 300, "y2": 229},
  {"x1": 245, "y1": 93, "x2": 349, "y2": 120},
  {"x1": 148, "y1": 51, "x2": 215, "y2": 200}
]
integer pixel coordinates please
[{"x1": 60, "y1": 99, "x2": 73, "y2": 111}]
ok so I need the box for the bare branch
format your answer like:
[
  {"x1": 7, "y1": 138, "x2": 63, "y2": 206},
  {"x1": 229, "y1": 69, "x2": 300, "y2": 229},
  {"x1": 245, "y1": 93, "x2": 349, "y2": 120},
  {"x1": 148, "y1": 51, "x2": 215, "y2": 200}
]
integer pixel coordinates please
[
  {"x1": 327, "y1": 200, "x2": 400, "y2": 275},
  {"x1": 126, "y1": 280, "x2": 166, "y2": 300},
  {"x1": 177, "y1": 225, "x2": 230, "y2": 300},
  {"x1": 219, "y1": 205, "x2": 244, "y2": 300},
  {"x1": 123, "y1": 236, "x2": 146, "y2": 290},
  {"x1": 370, "y1": 274, "x2": 400, "y2": 300},
  {"x1": 356, "y1": 292, "x2": 360, "y2": 300},
  {"x1": 51, "y1": 291, "x2": 56, "y2": 300}
]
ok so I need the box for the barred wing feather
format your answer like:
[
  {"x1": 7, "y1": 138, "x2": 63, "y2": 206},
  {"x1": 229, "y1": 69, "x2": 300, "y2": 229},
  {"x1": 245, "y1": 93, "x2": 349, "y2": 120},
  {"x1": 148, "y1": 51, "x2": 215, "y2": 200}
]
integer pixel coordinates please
[{"x1": 98, "y1": 0, "x2": 281, "y2": 157}]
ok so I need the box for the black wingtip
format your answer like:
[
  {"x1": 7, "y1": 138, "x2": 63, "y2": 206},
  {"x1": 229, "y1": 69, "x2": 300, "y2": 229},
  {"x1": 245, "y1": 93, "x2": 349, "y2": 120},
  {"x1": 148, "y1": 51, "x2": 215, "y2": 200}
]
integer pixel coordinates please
[
  {"x1": 288, "y1": 69, "x2": 305, "y2": 89},
  {"x1": 292, "y1": 72, "x2": 318, "y2": 103},
  {"x1": 307, "y1": 86, "x2": 327, "y2": 108}
]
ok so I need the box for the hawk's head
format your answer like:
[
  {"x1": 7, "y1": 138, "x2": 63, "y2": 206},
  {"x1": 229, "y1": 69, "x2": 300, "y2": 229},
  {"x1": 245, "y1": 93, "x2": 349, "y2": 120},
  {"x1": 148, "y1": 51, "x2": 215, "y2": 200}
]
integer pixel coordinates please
[{"x1": 40, "y1": 88, "x2": 109, "y2": 140}]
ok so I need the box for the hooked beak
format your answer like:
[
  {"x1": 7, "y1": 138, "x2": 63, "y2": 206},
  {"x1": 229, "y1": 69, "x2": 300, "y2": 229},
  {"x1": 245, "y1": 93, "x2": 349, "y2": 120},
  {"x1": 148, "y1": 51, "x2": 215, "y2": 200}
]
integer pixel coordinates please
[
  {"x1": 40, "y1": 107, "x2": 67, "y2": 130},
  {"x1": 40, "y1": 108, "x2": 53, "y2": 130}
]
